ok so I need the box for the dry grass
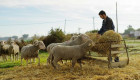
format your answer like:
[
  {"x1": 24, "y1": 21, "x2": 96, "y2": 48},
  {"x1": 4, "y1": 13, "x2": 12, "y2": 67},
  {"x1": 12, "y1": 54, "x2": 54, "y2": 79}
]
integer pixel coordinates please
[{"x1": 0, "y1": 54, "x2": 140, "y2": 80}]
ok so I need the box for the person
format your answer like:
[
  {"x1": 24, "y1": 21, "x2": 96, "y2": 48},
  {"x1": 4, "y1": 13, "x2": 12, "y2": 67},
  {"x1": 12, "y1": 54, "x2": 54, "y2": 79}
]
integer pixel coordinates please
[
  {"x1": 97, "y1": 10, "x2": 115, "y2": 37},
  {"x1": 97, "y1": 10, "x2": 119, "y2": 62}
]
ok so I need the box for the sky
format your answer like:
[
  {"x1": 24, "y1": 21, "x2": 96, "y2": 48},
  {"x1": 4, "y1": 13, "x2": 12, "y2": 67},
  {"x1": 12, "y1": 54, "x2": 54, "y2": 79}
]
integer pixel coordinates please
[{"x1": 0, "y1": 0, "x2": 140, "y2": 37}]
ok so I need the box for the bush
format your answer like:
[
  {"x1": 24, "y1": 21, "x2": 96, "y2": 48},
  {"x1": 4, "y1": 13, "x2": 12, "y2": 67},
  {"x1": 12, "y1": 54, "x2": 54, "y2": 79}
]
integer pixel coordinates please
[
  {"x1": 137, "y1": 36, "x2": 140, "y2": 39},
  {"x1": 43, "y1": 28, "x2": 65, "y2": 47}
]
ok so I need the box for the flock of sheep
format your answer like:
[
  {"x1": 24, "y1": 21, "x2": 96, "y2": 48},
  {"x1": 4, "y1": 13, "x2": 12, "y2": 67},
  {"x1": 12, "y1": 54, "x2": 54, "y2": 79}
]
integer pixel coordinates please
[{"x1": 0, "y1": 34, "x2": 94, "y2": 70}]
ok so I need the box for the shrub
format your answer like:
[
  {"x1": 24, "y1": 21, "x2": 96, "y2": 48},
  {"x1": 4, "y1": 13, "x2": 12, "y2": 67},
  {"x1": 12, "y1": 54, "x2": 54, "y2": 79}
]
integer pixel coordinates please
[{"x1": 43, "y1": 28, "x2": 65, "y2": 47}]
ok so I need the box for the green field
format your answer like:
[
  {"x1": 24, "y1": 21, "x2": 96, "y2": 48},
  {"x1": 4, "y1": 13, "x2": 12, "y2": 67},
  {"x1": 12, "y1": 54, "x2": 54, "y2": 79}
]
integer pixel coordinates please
[{"x1": 0, "y1": 52, "x2": 49, "y2": 68}]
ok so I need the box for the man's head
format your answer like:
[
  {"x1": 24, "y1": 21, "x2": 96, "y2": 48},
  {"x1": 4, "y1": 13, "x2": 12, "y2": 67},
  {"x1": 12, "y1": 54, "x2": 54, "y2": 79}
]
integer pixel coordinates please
[{"x1": 99, "y1": 10, "x2": 107, "y2": 19}]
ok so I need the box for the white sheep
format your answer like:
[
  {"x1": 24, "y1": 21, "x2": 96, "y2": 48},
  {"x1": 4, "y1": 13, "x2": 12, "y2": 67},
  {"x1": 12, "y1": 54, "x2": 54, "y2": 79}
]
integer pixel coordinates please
[
  {"x1": 50, "y1": 39, "x2": 94, "y2": 71},
  {"x1": 8, "y1": 41, "x2": 20, "y2": 61},
  {"x1": 21, "y1": 41, "x2": 46, "y2": 66}
]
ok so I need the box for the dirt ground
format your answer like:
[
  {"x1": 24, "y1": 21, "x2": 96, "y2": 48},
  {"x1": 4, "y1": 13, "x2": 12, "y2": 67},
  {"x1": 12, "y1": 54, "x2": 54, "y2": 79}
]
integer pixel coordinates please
[{"x1": 0, "y1": 54, "x2": 140, "y2": 80}]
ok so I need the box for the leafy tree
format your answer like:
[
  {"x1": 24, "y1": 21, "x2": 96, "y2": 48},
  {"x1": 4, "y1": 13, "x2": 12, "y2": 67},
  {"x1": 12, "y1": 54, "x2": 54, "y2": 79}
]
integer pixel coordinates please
[
  {"x1": 22, "y1": 34, "x2": 29, "y2": 39},
  {"x1": 43, "y1": 28, "x2": 65, "y2": 47},
  {"x1": 137, "y1": 28, "x2": 140, "y2": 31},
  {"x1": 124, "y1": 25, "x2": 135, "y2": 34}
]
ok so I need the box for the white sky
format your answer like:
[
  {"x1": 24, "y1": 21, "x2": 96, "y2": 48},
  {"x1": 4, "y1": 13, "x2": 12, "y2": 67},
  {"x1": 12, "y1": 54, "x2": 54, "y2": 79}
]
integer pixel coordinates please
[{"x1": 0, "y1": 0, "x2": 140, "y2": 37}]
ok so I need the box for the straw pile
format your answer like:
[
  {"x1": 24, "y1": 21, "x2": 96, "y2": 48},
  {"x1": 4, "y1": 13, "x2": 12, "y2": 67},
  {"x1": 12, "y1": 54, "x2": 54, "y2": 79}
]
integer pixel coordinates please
[{"x1": 91, "y1": 30, "x2": 123, "y2": 56}]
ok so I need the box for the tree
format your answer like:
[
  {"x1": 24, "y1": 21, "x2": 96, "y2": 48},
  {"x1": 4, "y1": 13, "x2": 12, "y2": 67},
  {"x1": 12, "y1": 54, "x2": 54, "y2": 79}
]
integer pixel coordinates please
[
  {"x1": 137, "y1": 28, "x2": 140, "y2": 31},
  {"x1": 22, "y1": 34, "x2": 29, "y2": 39},
  {"x1": 32, "y1": 34, "x2": 40, "y2": 41},
  {"x1": 43, "y1": 28, "x2": 65, "y2": 47},
  {"x1": 12, "y1": 36, "x2": 18, "y2": 40},
  {"x1": 124, "y1": 25, "x2": 135, "y2": 34}
]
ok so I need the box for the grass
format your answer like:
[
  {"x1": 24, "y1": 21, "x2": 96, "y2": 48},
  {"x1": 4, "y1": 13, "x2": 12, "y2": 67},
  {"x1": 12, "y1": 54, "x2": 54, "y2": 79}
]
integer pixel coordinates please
[{"x1": 0, "y1": 52, "x2": 49, "y2": 68}]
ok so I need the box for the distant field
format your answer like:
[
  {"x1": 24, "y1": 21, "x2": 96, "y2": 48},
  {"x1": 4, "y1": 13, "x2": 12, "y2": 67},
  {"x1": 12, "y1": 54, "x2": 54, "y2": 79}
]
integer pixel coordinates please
[{"x1": 0, "y1": 40, "x2": 140, "y2": 80}]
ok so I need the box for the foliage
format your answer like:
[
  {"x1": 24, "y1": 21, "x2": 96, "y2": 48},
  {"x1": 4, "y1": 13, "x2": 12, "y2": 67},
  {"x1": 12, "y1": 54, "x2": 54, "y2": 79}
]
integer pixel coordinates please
[
  {"x1": 137, "y1": 28, "x2": 140, "y2": 31},
  {"x1": 124, "y1": 25, "x2": 135, "y2": 34},
  {"x1": 43, "y1": 28, "x2": 65, "y2": 47},
  {"x1": 86, "y1": 30, "x2": 98, "y2": 33},
  {"x1": 22, "y1": 34, "x2": 29, "y2": 39},
  {"x1": 137, "y1": 36, "x2": 140, "y2": 39}
]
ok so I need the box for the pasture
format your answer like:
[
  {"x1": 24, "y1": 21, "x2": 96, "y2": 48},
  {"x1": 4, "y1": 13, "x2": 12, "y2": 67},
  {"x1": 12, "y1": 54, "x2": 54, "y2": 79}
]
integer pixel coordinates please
[{"x1": 0, "y1": 40, "x2": 140, "y2": 80}]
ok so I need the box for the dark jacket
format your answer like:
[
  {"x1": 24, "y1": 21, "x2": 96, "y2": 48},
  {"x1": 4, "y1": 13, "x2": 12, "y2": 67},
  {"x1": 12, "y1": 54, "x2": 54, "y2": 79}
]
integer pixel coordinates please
[{"x1": 98, "y1": 16, "x2": 115, "y2": 35}]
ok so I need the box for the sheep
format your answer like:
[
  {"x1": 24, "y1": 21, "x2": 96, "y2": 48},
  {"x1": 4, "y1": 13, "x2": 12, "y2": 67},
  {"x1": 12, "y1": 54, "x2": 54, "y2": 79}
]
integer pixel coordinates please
[
  {"x1": 27, "y1": 40, "x2": 39, "y2": 63},
  {"x1": 21, "y1": 41, "x2": 46, "y2": 66},
  {"x1": 46, "y1": 34, "x2": 90, "y2": 65},
  {"x1": 47, "y1": 35, "x2": 78, "y2": 53},
  {"x1": 8, "y1": 41, "x2": 20, "y2": 61},
  {"x1": 0, "y1": 41, "x2": 10, "y2": 61},
  {"x1": 50, "y1": 39, "x2": 94, "y2": 71}
]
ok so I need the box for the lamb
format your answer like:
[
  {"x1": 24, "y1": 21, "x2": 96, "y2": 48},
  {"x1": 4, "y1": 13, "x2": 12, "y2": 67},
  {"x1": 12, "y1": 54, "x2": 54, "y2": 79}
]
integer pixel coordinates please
[
  {"x1": 0, "y1": 41, "x2": 10, "y2": 61},
  {"x1": 47, "y1": 34, "x2": 90, "y2": 64},
  {"x1": 8, "y1": 41, "x2": 20, "y2": 61},
  {"x1": 50, "y1": 39, "x2": 94, "y2": 71},
  {"x1": 47, "y1": 35, "x2": 78, "y2": 53},
  {"x1": 27, "y1": 40, "x2": 39, "y2": 63},
  {"x1": 21, "y1": 41, "x2": 46, "y2": 66}
]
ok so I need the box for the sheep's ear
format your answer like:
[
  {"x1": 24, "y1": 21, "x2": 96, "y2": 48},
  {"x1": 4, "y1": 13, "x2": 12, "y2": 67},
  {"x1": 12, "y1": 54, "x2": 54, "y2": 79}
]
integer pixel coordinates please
[
  {"x1": 33, "y1": 40, "x2": 38, "y2": 44},
  {"x1": 34, "y1": 42, "x2": 38, "y2": 46}
]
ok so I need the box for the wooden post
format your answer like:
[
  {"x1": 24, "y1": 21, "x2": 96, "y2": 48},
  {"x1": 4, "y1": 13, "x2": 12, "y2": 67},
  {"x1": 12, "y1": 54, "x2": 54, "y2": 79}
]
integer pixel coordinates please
[
  {"x1": 124, "y1": 40, "x2": 129, "y2": 65},
  {"x1": 108, "y1": 42, "x2": 112, "y2": 68}
]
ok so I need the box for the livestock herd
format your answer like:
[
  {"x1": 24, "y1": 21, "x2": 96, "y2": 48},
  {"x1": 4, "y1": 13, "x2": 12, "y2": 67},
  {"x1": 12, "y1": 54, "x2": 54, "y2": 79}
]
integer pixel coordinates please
[{"x1": 0, "y1": 34, "x2": 94, "y2": 70}]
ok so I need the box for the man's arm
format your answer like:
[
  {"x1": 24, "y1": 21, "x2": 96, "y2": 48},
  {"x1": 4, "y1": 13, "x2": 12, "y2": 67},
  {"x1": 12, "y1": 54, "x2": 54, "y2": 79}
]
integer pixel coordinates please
[{"x1": 98, "y1": 26, "x2": 104, "y2": 35}]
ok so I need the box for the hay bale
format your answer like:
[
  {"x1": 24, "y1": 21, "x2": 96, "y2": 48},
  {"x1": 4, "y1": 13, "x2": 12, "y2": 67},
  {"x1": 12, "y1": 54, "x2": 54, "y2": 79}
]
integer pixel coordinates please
[
  {"x1": 86, "y1": 32, "x2": 100, "y2": 43},
  {"x1": 91, "y1": 30, "x2": 123, "y2": 56}
]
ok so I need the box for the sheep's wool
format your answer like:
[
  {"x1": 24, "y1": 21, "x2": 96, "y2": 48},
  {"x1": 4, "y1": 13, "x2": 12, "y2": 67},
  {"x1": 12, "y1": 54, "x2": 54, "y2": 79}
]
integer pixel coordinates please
[{"x1": 91, "y1": 30, "x2": 123, "y2": 56}]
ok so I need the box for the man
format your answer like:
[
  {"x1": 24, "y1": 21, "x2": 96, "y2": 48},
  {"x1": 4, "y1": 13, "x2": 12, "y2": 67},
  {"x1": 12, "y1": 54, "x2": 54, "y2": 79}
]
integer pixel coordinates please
[
  {"x1": 97, "y1": 10, "x2": 115, "y2": 36},
  {"x1": 97, "y1": 10, "x2": 119, "y2": 62}
]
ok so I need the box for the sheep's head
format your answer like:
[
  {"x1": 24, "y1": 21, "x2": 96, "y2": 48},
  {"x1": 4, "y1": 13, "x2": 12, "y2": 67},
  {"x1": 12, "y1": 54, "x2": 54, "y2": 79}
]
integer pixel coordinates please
[
  {"x1": 10, "y1": 41, "x2": 15, "y2": 45},
  {"x1": 0, "y1": 41, "x2": 5, "y2": 47},
  {"x1": 79, "y1": 34, "x2": 90, "y2": 43},
  {"x1": 87, "y1": 40, "x2": 94, "y2": 48},
  {"x1": 70, "y1": 35, "x2": 78, "y2": 41},
  {"x1": 34, "y1": 41, "x2": 46, "y2": 49}
]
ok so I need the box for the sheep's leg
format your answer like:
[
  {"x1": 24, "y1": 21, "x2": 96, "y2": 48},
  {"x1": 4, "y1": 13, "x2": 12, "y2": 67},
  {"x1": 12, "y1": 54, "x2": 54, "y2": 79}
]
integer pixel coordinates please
[
  {"x1": 77, "y1": 59, "x2": 82, "y2": 69},
  {"x1": 47, "y1": 55, "x2": 51, "y2": 65},
  {"x1": 29, "y1": 59, "x2": 32, "y2": 64},
  {"x1": 26, "y1": 59, "x2": 28, "y2": 66},
  {"x1": 88, "y1": 51, "x2": 91, "y2": 56},
  {"x1": 33, "y1": 58, "x2": 35, "y2": 63},
  {"x1": 38, "y1": 57, "x2": 40, "y2": 66},
  {"x1": 17, "y1": 53, "x2": 19, "y2": 61},
  {"x1": 13, "y1": 54, "x2": 15, "y2": 62},
  {"x1": 71, "y1": 59, "x2": 77, "y2": 71},
  {"x1": 52, "y1": 57, "x2": 59, "y2": 69},
  {"x1": 16, "y1": 54, "x2": 18, "y2": 61},
  {"x1": 2, "y1": 55, "x2": 5, "y2": 61},
  {"x1": 3, "y1": 55, "x2": 6, "y2": 61},
  {"x1": 15, "y1": 54, "x2": 17, "y2": 61},
  {"x1": 3, "y1": 55, "x2": 7, "y2": 61},
  {"x1": 10, "y1": 54, "x2": 12, "y2": 61}
]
